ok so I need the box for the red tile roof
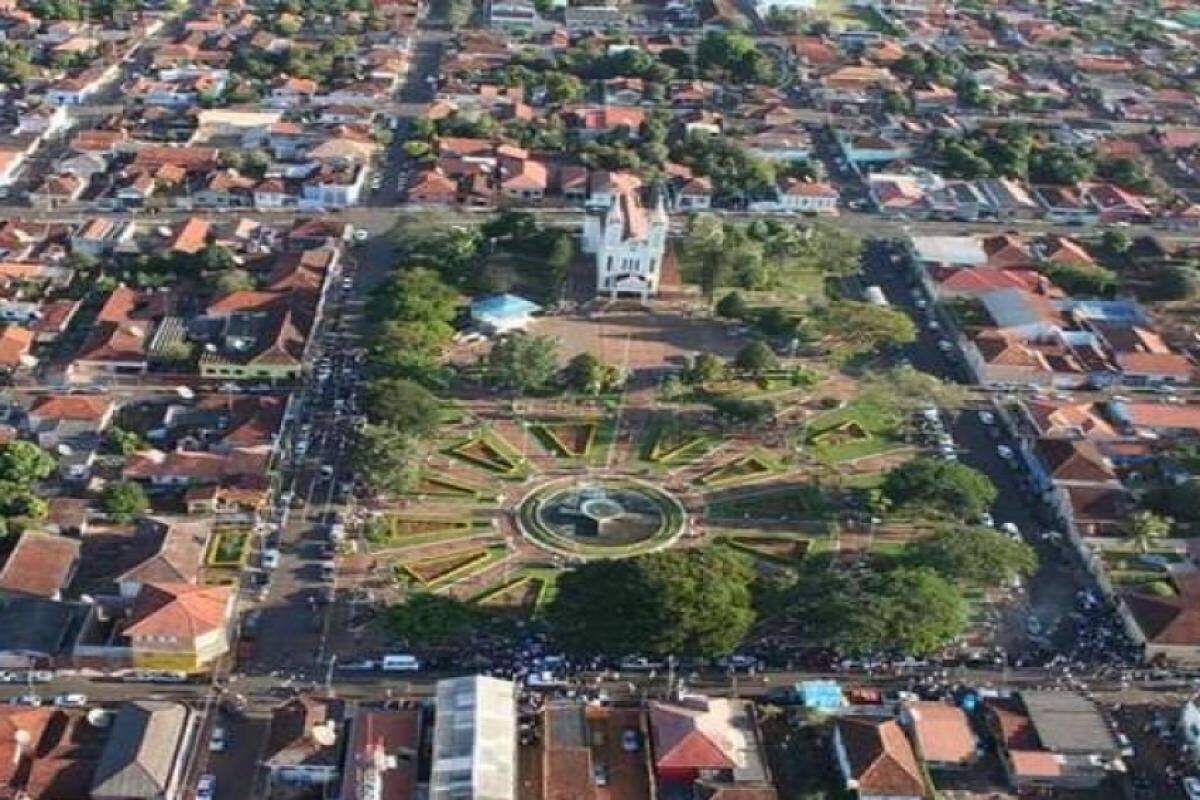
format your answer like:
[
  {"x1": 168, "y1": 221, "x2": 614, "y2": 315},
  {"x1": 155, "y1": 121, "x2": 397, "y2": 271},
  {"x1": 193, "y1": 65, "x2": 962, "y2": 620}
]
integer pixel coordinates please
[
  {"x1": 0, "y1": 531, "x2": 80, "y2": 599},
  {"x1": 124, "y1": 582, "x2": 231, "y2": 639},
  {"x1": 836, "y1": 717, "x2": 925, "y2": 797}
]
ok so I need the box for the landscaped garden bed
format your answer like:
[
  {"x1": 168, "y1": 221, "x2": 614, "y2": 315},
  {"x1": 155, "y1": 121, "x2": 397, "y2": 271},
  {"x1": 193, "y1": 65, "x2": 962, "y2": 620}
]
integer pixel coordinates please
[
  {"x1": 697, "y1": 452, "x2": 781, "y2": 488},
  {"x1": 206, "y1": 529, "x2": 250, "y2": 567},
  {"x1": 446, "y1": 431, "x2": 526, "y2": 475},
  {"x1": 411, "y1": 472, "x2": 489, "y2": 499},
  {"x1": 532, "y1": 420, "x2": 598, "y2": 458},
  {"x1": 721, "y1": 535, "x2": 810, "y2": 564},
  {"x1": 706, "y1": 484, "x2": 828, "y2": 519},
  {"x1": 365, "y1": 515, "x2": 488, "y2": 548},
  {"x1": 804, "y1": 400, "x2": 905, "y2": 463},
  {"x1": 645, "y1": 423, "x2": 715, "y2": 465},
  {"x1": 397, "y1": 545, "x2": 505, "y2": 588},
  {"x1": 473, "y1": 575, "x2": 546, "y2": 615}
]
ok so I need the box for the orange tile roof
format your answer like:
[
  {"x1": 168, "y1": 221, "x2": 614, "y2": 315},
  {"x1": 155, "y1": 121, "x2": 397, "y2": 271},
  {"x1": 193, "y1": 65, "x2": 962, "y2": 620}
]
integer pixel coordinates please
[
  {"x1": 0, "y1": 324, "x2": 33, "y2": 367},
  {"x1": 124, "y1": 582, "x2": 231, "y2": 639},
  {"x1": 170, "y1": 217, "x2": 210, "y2": 255},
  {"x1": 0, "y1": 530, "x2": 79, "y2": 598}
]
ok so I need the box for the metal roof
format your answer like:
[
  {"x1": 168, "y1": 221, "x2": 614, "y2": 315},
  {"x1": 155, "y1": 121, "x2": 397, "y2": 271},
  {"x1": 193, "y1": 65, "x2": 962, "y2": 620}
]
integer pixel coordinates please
[{"x1": 430, "y1": 676, "x2": 516, "y2": 800}]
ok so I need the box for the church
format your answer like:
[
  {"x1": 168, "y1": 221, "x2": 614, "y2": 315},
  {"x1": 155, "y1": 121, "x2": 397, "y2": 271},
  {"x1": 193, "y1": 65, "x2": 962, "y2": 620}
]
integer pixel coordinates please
[{"x1": 581, "y1": 189, "x2": 668, "y2": 299}]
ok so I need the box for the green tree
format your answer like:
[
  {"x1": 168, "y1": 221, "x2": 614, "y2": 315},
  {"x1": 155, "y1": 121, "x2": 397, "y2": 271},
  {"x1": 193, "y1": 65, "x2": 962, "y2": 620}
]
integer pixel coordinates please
[
  {"x1": 353, "y1": 425, "x2": 421, "y2": 496},
  {"x1": 860, "y1": 365, "x2": 970, "y2": 412},
  {"x1": 486, "y1": 334, "x2": 560, "y2": 392},
  {"x1": 102, "y1": 481, "x2": 149, "y2": 522},
  {"x1": 215, "y1": 268, "x2": 256, "y2": 294},
  {"x1": 789, "y1": 564, "x2": 968, "y2": 655},
  {"x1": 816, "y1": 301, "x2": 917, "y2": 355},
  {"x1": 106, "y1": 427, "x2": 145, "y2": 457},
  {"x1": 684, "y1": 352, "x2": 726, "y2": 386},
  {"x1": 733, "y1": 340, "x2": 779, "y2": 376},
  {"x1": 882, "y1": 458, "x2": 997, "y2": 520},
  {"x1": 0, "y1": 442, "x2": 55, "y2": 485},
  {"x1": 364, "y1": 378, "x2": 442, "y2": 439},
  {"x1": 386, "y1": 592, "x2": 486, "y2": 646},
  {"x1": 716, "y1": 291, "x2": 748, "y2": 320},
  {"x1": 549, "y1": 548, "x2": 756, "y2": 657},
  {"x1": 368, "y1": 267, "x2": 459, "y2": 327},
  {"x1": 906, "y1": 527, "x2": 1037, "y2": 587},
  {"x1": 1131, "y1": 509, "x2": 1172, "y2": 553},
  {"x1": 563, "y1": 353, "x2": 624, "y2": 395}
]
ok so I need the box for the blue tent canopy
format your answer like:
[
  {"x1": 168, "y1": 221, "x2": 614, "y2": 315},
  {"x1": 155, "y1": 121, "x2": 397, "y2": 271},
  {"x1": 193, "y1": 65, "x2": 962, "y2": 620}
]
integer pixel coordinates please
[{"x1": 470, "y1": 293, "x2": 541, "y2": 326}]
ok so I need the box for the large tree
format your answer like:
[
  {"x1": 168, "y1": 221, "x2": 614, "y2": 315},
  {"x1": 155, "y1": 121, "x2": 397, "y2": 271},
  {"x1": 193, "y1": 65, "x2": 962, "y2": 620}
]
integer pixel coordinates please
[
  {"x1": 905, "y1": 527, "x2": 1037, "y2": 587},
  {"x1": 364, "y1": 377, "x2": 442, "y2": 439},
  {"x1": 548, "y1": 548, "x2": 756, "y2": 657},
  {"x1": 386, "y1": 592, "x2": 487, "y2": 646},
  {"x1": 101, "y1": 481, "x2": 149, "y2": 522},
  {"x1": 562, "y1": 353, "x2": 624, "y2": 395},
  {"x1": 816, "y1": 301, "x2": 917, "y2": 355},
  {"x1": 734, "y1": 340, "x2": 779, "y2": 377},
  {"x1": 486, "y1": 333, "x2": 560, "y2": 392},
  {"x1": 882, "y1": 458, "x2": 997, "y2": 520},
  {"x1": 353, "y1": 425, "x2": 421, "y2": 496},
  {"x1": 788, "y1": 564, "x2": 969, "y2": 655},
  {"x1": 0, "y1": 441, "x2": 55, "y2": 485}
]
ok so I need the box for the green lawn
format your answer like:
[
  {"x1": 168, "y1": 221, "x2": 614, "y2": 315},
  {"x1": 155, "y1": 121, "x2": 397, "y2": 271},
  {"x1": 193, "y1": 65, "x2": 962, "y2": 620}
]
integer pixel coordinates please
[{"x1": 802, "y1": 399, "x2": 906, "y2": 463}]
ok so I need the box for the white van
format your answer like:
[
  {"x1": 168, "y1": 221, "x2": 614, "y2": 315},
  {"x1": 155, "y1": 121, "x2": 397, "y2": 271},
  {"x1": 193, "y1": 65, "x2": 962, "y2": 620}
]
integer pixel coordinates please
[{"x1": 381, "y1": 654, "x2": 420, "y2": 672}]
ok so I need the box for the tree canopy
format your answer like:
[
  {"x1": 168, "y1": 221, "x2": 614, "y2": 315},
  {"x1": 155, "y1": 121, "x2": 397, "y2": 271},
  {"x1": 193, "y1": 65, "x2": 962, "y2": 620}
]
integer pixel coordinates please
[
  {"x1": 882, "y1": 457, "x2": 997, "y2": 520},
  {"x1": 486, "y1": 333, "x2": 560, "y2": 392},
  {"x1": 788, "y1": 564, "x2": 969, "y2": 655},
  {"x1": 364, "y1": 378, "x2": 442, "y2": 439},
  {"x1": 386, "y1": 593, "x2": 488, "y2": 646},
  {"x1": 548, "y1": 548, "x2": 756, "y2": 657},
  {"x1": 905, "y1": 526, "x2": 1038, "y2": 587},
  {"x1": 101, "y1": 481, "x2": 149, "y2": 522},
  {"x1": 353, "y1": 425, "x2": 422, "y2": 497},
  {"x1": 815, "y1": 301, "x2": 917, "y2": 356},
  {"x1": 0, "y1": 442, "x2": 55, "y2": 485}
]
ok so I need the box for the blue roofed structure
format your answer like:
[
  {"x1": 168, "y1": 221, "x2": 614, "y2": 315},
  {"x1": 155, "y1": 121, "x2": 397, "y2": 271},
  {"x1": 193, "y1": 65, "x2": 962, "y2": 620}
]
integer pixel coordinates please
[
  {"x1": 799, "y1": 680, "x2": 845, "y2": 710},
  {"x1": 470, "y1": 294, "x2": 542, "y2": 333}
]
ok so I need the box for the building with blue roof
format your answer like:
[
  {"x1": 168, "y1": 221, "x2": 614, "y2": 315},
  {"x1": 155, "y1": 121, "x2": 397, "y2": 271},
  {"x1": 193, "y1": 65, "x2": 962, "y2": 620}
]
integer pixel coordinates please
[{"x1": 470, "y1": 294, "x2": 542, "y2": 333}]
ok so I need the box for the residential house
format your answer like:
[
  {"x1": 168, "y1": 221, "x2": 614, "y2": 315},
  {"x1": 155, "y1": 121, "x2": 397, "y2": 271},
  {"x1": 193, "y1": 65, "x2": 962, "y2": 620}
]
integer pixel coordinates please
[
  {"x1": 648, "y1": 697, "x2": 777, "y2": 798},
  {"x1": 983, "y1": 692, "x2": 1123, "y2": 792},
  {"x1": 263, "y1": 696, "x2": 347, "y2": 787},
  {"x1": 70, "y1": 286, "x2": 162, "y2": 377},
  {"x1": 0, "y1": 597, "x2": 82, "y2": 669},
  {"x1": 91, "y1": 701, "x2": 196, "y2": 800},
  {"x1": 832, "y1": 716, "x2": 925, "y2": 799},
  {"x1": 116, "y1": 517, "x2": 213, "y2": 599},
  {"x1": 0, "y1": 530, "x2": 81, "y2": 601}
]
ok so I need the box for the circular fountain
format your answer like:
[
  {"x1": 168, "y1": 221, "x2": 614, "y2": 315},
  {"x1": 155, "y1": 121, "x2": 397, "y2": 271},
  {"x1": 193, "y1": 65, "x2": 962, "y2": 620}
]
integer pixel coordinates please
[{"x1": 516, "y1": 476, "x2": 686, "y2": 558}]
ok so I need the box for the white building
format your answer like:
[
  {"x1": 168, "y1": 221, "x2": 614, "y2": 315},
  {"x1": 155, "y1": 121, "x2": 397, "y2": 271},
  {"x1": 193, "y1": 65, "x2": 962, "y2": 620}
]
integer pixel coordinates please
[
  {"x1": 430, "y1": 676, "x2": 516, "y2": 800},
  {"x1": 581, "y1": 190, "x2": 668, "y2": 300}
]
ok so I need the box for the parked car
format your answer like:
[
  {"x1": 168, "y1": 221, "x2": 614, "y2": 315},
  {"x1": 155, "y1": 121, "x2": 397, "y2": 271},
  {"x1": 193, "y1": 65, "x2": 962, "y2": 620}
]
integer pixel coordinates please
[
  {"x1": 10, "y1": 695, "x2": 41, "y2": 706},
  {"x1": 621, "y1": 729, "x2": 640, "y2": 752},
  {"x1": 210, "y1": 726, "x2": 228, "y2": 752},
  {"x1": 53, "y1": 694, "x2": 87, "y2": 707},
  {"x1": 261, "y1": 549, "x2": 280, "y2": 570},
  {"x1": 197, "y1": 774, "x2": 216, "y2": 800}
]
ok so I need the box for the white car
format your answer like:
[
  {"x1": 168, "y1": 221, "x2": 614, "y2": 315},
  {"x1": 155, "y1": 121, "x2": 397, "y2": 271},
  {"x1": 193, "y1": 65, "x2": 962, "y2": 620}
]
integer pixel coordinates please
[
  {"x1": 53, "y1": 693, "x2": 87, "y2": 707},
  {"x1": 10, "y1": 695, "x2": 41, "y2": 706},
  {"x1": 210, "y1": 727, "x2": 227, "y2": 752},
  {"x1": 26, "y1": 671, "x2": 53, "y2": 683},
  {"x1": 937, "y1": 339, "x2": 954, "y2": 352},
  {"x1": 1183, "y1": 776, "x2": 1200, "y2": 800},
  {"x1": 996, "y1": 444, "x2": 1015, "y2": 460},
  {"x1": 197, "y1": 774, "x2": 216, "y2": 800},
  {"x1": 261, "y1": 549, "x2": 280, "y2": 570},
  {"x1": 353, "y1": 228, "x2": 369, "y2": 242},
  {"x1": 978, "y1": 410, "x2": 995, "y2": 425}
]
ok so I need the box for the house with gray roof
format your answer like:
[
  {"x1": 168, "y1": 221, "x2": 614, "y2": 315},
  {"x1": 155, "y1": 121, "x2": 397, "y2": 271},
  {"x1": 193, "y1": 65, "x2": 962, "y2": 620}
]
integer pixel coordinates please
[{"x1": 91, "y1": 701, "x2": 195, "y2": 800}]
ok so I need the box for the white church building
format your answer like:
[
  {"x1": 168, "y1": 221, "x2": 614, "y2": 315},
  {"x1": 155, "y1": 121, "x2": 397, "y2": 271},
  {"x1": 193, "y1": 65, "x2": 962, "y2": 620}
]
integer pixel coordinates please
[{"x1": 581, "y1": 190, "x2": 668, "y2": 299}]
